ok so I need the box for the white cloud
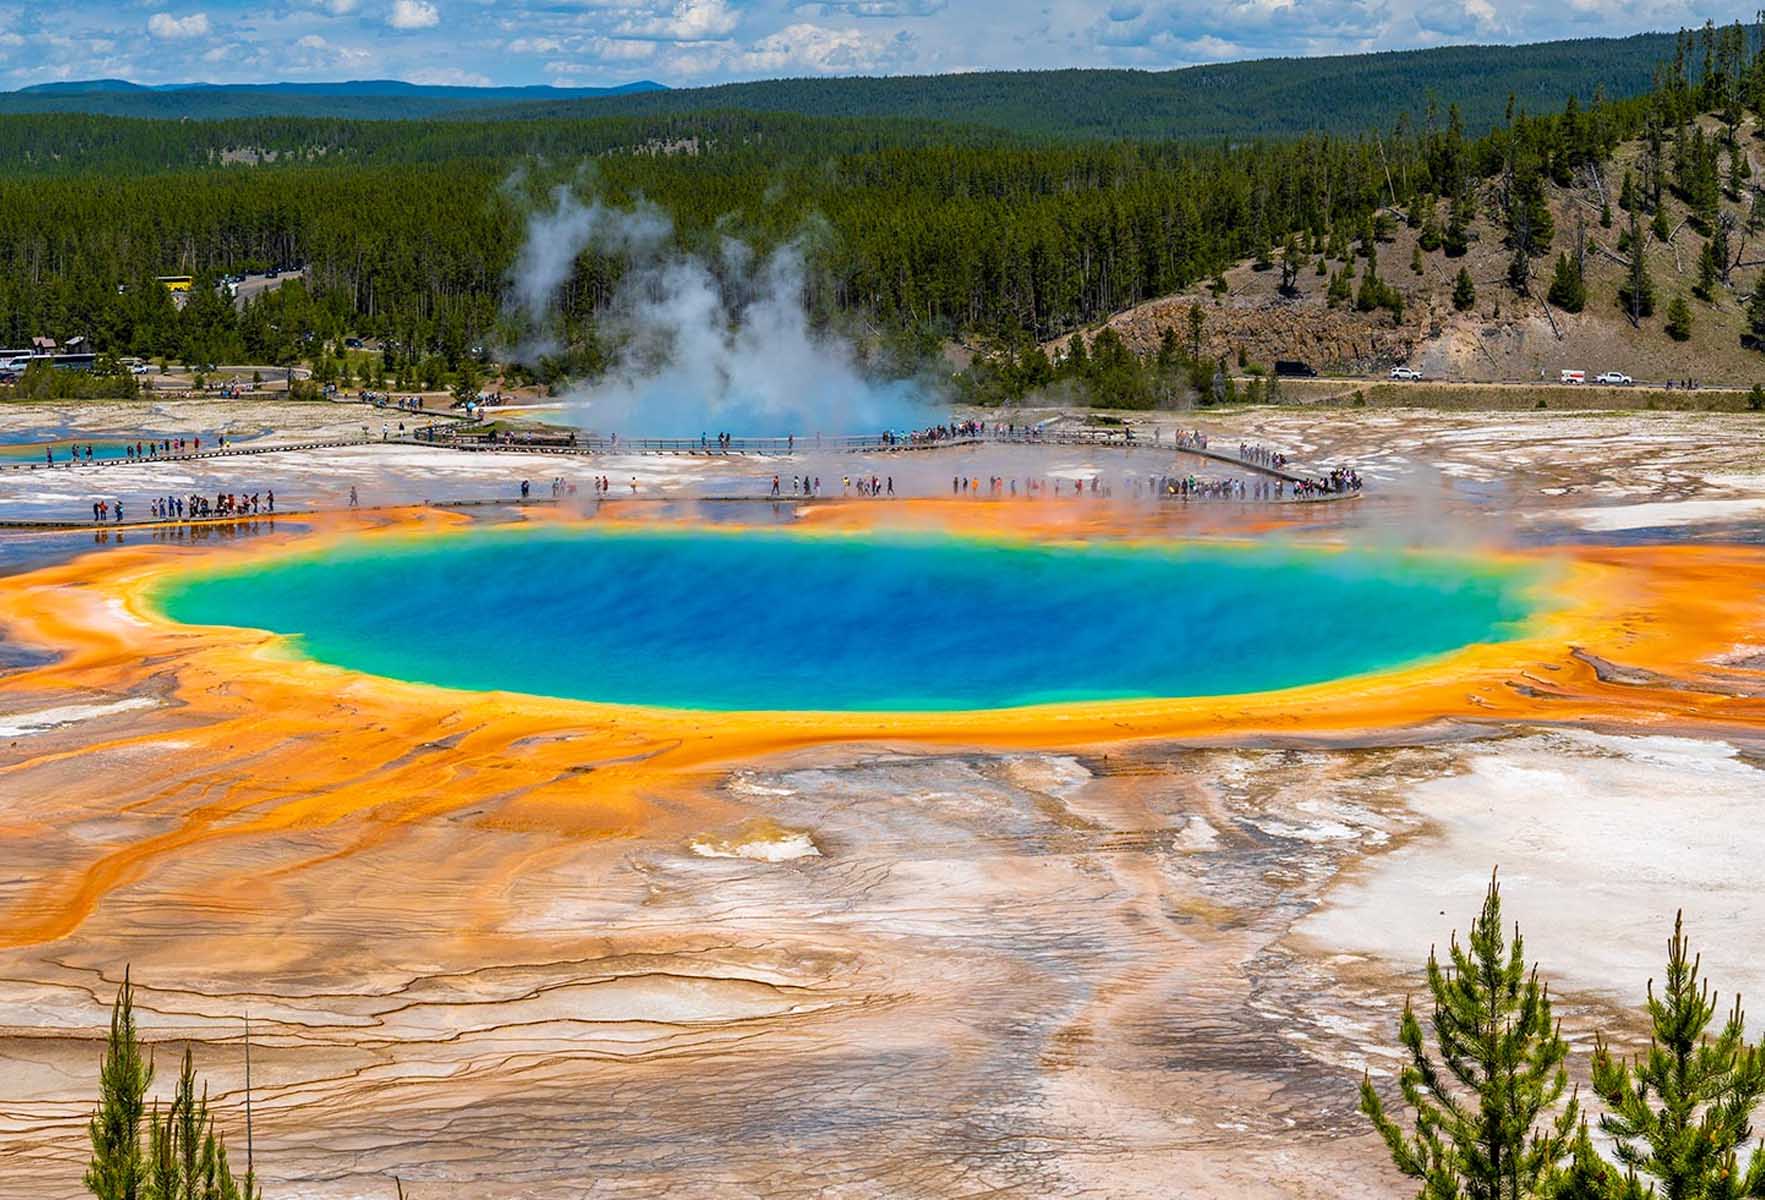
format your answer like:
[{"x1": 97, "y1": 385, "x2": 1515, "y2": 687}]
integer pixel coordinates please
[
  {"x1": 407, "y1": 65, "x2": 491, "y2": 85},
  {"x1": 146, "y1": 11, "x2": 211, "y2": 40},
  {"x1": 588, "y1": 36, "x2": 659, "y2": 60},
  {"x1": 738, "y1": 23, "x2": 909, "y2": 73},
  {"x1": 284, "y1": 32, "x2": 375, "y2": 70},
  {"x1": 507, "y1": 36, "x2": 562, "y2": 53},
  {"x1": 323, "y1": 0, "x2": 360, "y2": 12},
  {"x1": 616, "y1": 0, "x2": 739, "y2": 41},
  {"x1": 388, "y1": 0, "x2": 440, "y2": 29}
]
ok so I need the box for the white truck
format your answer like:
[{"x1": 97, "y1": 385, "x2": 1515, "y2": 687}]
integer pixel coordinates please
[
  {"x1": 1559, "y1": 370, "x2": 1586, "y2": 385},
  {"x1": 1595, "y1": 371, "x2": 1633, "y2": 386}
]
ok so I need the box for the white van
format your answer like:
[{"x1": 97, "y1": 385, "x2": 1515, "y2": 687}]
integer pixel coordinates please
[{"x1": 1559, "y1": 370, "x2": 1586, "y2": 385}]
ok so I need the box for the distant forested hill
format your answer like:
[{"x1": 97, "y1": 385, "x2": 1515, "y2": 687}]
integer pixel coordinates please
[
  {"x1": 0, "y1": 35, "x2": 1675, "y2": 136},
  {"x1": 0, "y1": 79, "x2": 665, "y2": 121},
  {"x1": 462, "y1": 35, "x2": 1679, "y2": 138}
]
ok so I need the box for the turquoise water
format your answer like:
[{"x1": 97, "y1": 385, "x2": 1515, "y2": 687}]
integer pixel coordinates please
[
  {"x1": 155, "y1": 528, "x2": 1539, "y2": 712},
  {"x1": 0, "y1": 435, "x2": 236, "y2": 463}
]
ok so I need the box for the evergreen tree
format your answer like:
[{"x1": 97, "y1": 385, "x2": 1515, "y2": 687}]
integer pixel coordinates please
[
  {"x1": 453, "y1": 358, "x2": 483, "y2": 408},
  {"x1": 1709, "y1": 219, "x2": 1732, "y2": 288},
  {"x1": 1279, "y1": 233, "x2": 1303, "y2": 296},
  {"x1": 1509, "y1": 244, "x2": 1534, "y2": 294},
  {"x1": 1361, "y1": 871, "x2": 1578, "y2": 1200},
  {"x1": 1186, "y1": 304, "x2": 1204, "y2": 361},
  {"x1": 1453, "y1": 267, "x2": 1478, "y2": 312},
  {"x1": 1694, "y1": 242, "x2": 1719, "y2": 301},
  {"x1": 1665, "y1": 293, "x2": 1692, "y2": 341},
  {"x1": 1750, "y1": 286, "x2": 1765, "y2": 349},
  {"x1": 87, "y1": 970, "x2": 152, "y2": 1200},
  {"x1": 1589, "y1": 912, "x2": 1765, "y2": 1196},
  {"x1": 1418, "y1": 194, "x2": 1443, "y2": 251},
  {"x1": 1546, "y1": 1121, "x2": 1632, "y2": 1200},
  {"x1": 1444, "y1": 193, "x2": 1472, "y2": 257},
  {"x1": 1156, "y1": 325, "x2": 1181, "y2": 372},
  {"x1": 1547, "y1": 253, "x2": 1586, "y2": 312},
  {"x1": 1620, "y1": 210, "x2": 1656, "y2": 324}
]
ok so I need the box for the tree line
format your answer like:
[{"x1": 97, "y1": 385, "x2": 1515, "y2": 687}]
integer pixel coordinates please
[{"x1": 2, "y1": 23, "x2": 1763, "y2": 397}]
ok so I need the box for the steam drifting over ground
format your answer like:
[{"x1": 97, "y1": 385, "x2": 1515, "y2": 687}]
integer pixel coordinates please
[{"x1": 506, "y1": 187, "x2": 935, "y2": 437}]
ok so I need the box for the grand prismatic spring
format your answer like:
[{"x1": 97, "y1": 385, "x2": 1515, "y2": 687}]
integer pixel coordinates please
[
  {"x1": 0, "y1": 402, "x2": 1763, "y2": 1198},
  {"x1": 154, "y1": 528, "x2": 1540, "y2": 711}
]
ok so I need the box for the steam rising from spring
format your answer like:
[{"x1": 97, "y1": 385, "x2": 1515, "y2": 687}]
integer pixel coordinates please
[{"x1": 506, "y1": 187, "x2": 931, "y2": 437}]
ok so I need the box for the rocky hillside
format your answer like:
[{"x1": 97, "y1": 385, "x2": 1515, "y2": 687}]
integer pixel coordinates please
[{"x1": 1047, "y1": 113, "x2": 1765, "y2": 388}]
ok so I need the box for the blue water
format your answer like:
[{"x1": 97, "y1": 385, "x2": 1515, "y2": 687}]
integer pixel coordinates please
[
  {"x1": 0, "y1": 434, "x2": 244, "y2": 463},
  {"x1": 154, "y1": 528, "x2": 1539, "y2": 712}
]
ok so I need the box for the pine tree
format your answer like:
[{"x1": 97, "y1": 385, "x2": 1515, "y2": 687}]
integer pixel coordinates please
[
  {"x1": 1695, "y1": 242, "x2": 1719, "y2": 301},
  {"x1": 1453, "y1": 267, "x2": 1477, "y2": 312},
  {"x1": 1279, "y1": 233, "x2": 1303, "y2": 296},
  {"x1": 86, "y1": 970, "x2": 152, "y2": 1200},
  {"x1": 1444, "y1": 194, "x2": 1471, "y2": 257},
  {"x1": 1361, "y1": 871, "x2": 1578, "y2": 1200},
  {"x1": 1750, "y1": 285, "x2": 1765, "y2": 348},
  {"x1": 1156, "y1": 325, "x2": 1181, "y2": 371},
  {"x1": 1620, "y1": 210, "x2": 1656, "y2": 325},
  {"x1": 140, "y1": 1047, "x2": 258, "y2": 1200},
  {"x1": 1665, "y1": 293, "x2": 1693, "y2": 341},
  {"x1": 1547, "y1": 1120, "x2": 1627, "y2": 1199},
  {"x1": 1548, "y1": 253, "x2": 1587, "y2": 312},
  {"x1": 1508, "y1": 244, "x2": 1533, "y2": 294},
  {"x1": 1589, "y1": 911, "x2": 1765, "y2": 1196}
]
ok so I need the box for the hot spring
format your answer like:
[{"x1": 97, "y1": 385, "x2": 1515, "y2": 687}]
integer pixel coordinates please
[{"x1": 153, "y1": 527, "x2": 1541, "y2": 712}]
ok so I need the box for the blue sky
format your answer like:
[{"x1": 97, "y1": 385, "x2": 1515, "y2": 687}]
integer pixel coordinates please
[{"x1": 0, "y1": 0, "x2": 1737, "y2": 89}]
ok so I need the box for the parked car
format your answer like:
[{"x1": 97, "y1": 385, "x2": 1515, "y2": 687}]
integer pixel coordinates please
[
  {"x1": 1595, "y1": 371, "x2": 1633, "y2": 386},
  {"x1": 1389, "y1": 366, "x2": 1423, "y2": 380}
]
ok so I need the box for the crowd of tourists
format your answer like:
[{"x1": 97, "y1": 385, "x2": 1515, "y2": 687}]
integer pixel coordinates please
[
  {"x1": 1235, "y1": 442, "x2": 1287, "y2": 469},
  {"x1": 44, "y1": 437, "x2": 221, "y2": 466},
  {"x1": 88, "y1": 489, "x2": 274, "y2": 523},
  {"x1": 1292, "y1": 468, "x2": 1363, "y2": 498}
]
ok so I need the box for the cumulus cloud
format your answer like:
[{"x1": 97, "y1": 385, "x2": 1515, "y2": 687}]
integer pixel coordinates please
[
  {"x1": 407, "y1": 65, "x2": 492, "y2": 85},
  {"x1": 802, "y1": 0, "x2": 947, "y2": 15},
  {"x1": 616, "y1": 0, "x2": 739, "y2": 41},
  {"x1": 1412, "y1": 0, "x2": 1503, "y2": 37},
  {"x1": 1091, "y1": 0, "x2": 1392, "y2": 59},
  {"x1": 146, "y1": 11, "x2": 211, "y2": 39},
  {"x1": 389, "y1": 0, "x2": 440, "y2": 30},
  {"x1": 289, "y1": 32, "x2": 375, "y2": 68},
  {"x1": 739, "y1": 23, "x2": 913, "y2": 73}
]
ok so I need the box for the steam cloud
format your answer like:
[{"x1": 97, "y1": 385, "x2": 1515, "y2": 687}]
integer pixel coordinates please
[{"x1": 506, "y1": 187, "x2": 932, "y2": 437}]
